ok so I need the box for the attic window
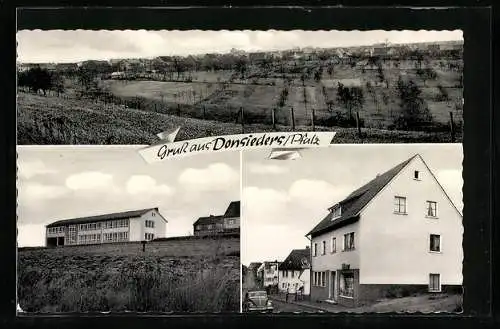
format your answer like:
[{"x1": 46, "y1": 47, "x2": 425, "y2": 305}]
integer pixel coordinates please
[
  {"x1": 414, "y1": 170, "x2": 420, "y2": 180},
  {"x1": 331, "y1": 205, "x2": 342, "y2": 219}
]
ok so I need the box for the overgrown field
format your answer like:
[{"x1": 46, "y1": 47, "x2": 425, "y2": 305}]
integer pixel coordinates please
[
  {"x1": 18, "y1": 247, "x2": 240, "y2": 313},
  {"x1": 17, "y1": 92, "x2": 460, "y2": 144},
  {"x1": 98, "y1": 59, "x2": 463, "y2": 130}
]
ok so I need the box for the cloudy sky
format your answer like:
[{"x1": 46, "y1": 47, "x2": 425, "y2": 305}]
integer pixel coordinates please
[
  {"x1": 16, "y1": 30, "x2": 463, "y2": 63},
  {"x1": 17, "y1": 146, "x2": 240, "y2": 247},
  {"x1": 241, "y1": 144, "x2": 463, "y2": 266}
]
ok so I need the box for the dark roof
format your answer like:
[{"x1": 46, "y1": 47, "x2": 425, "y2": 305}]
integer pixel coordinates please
[
  {"x1": 46, "y1": 208, "x2": 162, "y2": 228},
  {"x1": 307, "y1": 155, "x2": 418, "y2": 237},
  {"x1": 278, "y1": 249, "x2": 311, "y2": 271},
  {"x1": 223, "y1": 201, "x2": 240, "y2": 218},
  {"x1": 248, "y1": 262, "x2": 263, "y2": 270},
  {"x1": 193, "y1": 215, "x2": 224, "y2": 226}
]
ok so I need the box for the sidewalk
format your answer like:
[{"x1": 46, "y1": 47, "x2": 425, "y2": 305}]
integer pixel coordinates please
[{"x1": 270, "y1": 293, "x2": 348, "y2": 313}]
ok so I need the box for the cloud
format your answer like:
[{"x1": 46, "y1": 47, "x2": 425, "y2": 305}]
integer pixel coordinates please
[
  {"x1": 17, "y1": 223, "x2": 46, "y2": 247},
  {"x1": 178, "y1": 163, "x2": 239, "y2": 192},
  {"x1": 247, "y1": 163, "x2": 289, "y2": 175},
  {"x1": 19, "y1": 182, "x2": 68, "y2": 202},
  {"x1": 17, "y1": 160, "x2": 57, "y2": 179},
  {"x1": 65, "y1": 171, "x2": 114, "y2": 190},
  {"x1": 126, "y1": 175, "x2": 175, "y2": 196}
]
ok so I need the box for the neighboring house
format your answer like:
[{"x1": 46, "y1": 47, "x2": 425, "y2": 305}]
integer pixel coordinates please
[
  {"x1": 306, "y1": 154, "x2": 463, "y2": 307},
  {"x1": 111, "y1": 71, "x2": 126, "y2": 79},
  {"x1": 257, "y1": 261, "x2": 281, "y2": 287},
  {"x1": 193, "y1": 201, "x2": 240, "y2": 236},
  {"x1": 278, "y1": 248, "x2": 311, "y2": 296},
  {"x1": 45, "y1": 208, "x2": 168, "y2": 247}
]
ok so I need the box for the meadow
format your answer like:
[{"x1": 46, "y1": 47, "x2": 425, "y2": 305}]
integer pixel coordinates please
[{"x1": 17, "y1": 238, "x2": 240, "y2": 313}]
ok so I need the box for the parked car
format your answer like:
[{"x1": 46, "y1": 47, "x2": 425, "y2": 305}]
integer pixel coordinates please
[{"x1": 243, "y1": 290, "x2": 274, "y2": 312}]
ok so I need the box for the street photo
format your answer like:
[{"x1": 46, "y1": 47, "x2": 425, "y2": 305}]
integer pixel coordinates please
[
  {"x1": 241, "y1": 144, "x2": 463, "y2": 313},
  {"x1": 16, "y1": 146, "x2": 240, "y2": 313},
  {"x1": 17, "y1": 29, "x2": 463, "y2": 145}
]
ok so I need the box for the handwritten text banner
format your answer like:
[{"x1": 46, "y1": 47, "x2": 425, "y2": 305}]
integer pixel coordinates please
[{"x1": 139, "y1": 132, "x2": 336, "y2": 163}]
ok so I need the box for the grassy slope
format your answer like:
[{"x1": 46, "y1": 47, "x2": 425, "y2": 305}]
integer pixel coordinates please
[
  {"x1": 17, "y1": 92, "x2": 459, "y2": 144},
  {"x1": 351, "y1": 294, "x2": 462, "y2": 313},
  {"x1": 18, "y1": 247, "x2": 240, "y2": 313}
]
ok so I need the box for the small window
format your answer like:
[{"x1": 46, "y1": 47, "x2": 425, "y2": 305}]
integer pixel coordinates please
[
  {"x1": 331, "y1": 205, "x2": 342, "y2": 219},
  {"x1": 394, "y1": 196, "x2": 407, "y2": 214},
  {"x1": 343, "y1": 232, "x2": 355, "y2": 251},
  {"x1": 427, "y1": 201, "x2": 438, "y2": 217},
  {"x1": 313, "y1": 243, "x2": 318, "y2": 257},
  {"x1": 291, "y1": 271, "x2": 295, "y2": 278},
  {"x1": 414, "y1": 170, "x2": 420, "y2": 180},
  {"x1": 152, "y1": 212, "x2": 156, "y2": 217},
  {"x1": 430, "y1": 234, "x2": 441, "y2": 252},
  {"x1": 321, "y1": 241, "x2": 326, "y2": 255},
  {"x1": 429, "y1": 273, "x2": 441, "y2": 292},
  {"x1": 331, "y1": 237, "x2": 337, "y2": 253}
]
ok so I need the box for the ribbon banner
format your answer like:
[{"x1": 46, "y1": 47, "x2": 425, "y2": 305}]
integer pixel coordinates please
[{"x1": 139, "y1": 131, "x2": 336, "y2": 163}]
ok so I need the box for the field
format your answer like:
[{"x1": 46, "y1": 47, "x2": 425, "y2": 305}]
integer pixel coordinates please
[
  {"x1": 17, "y1": 92, "x2": 459, "y2": 144},
  {"x1": 17, "y1": 237, "x2": 240, "y2": 313},
  {"x1": 96, "y1": 58, "x2": 463, "y2": 130}
]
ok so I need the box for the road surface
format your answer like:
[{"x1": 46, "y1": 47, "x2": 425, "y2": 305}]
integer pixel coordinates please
[{"x1": 270, "y1": 299, "x2": 323, "y2": 313}]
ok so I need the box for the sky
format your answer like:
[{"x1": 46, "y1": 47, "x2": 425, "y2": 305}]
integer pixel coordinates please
[
  {"x1": 16, "y1": 30, "x2": 463, "y2": 63},
  {"x1": 241, "y1": 144, "x2": 463, "y2": 266},
  {"x1": 17, "y1": 146, "x2": 240, "y2": 247}
]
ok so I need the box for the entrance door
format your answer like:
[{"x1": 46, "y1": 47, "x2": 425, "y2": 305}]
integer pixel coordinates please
[{"x1": 330, "y1": 271, "x2": 336, "y2": 301}]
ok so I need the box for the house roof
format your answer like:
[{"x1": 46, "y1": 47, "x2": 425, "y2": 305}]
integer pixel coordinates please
[
  {"x1": 193, "y1": 215, "x2": 224, "y2": 226},
  {"x1": 307, "y1": 155, "x2": 418, "y2": 237},
  {"x1": 46, "y1": 208, "x2": 164, "y2": 228},
  {"x1": 278, "y1": 249, "x2": 311, "y2": 271},
  {"x1": 224, "y1": 201, "x2": 240, "y2": 218},
  {"x1": 248, "y1": 262, "x2": 263, "y2": 270}
]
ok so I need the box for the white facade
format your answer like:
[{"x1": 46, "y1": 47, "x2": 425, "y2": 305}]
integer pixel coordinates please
[
  {"x1": 257, "y1": 262, "x2": 280, "y2": 287},
  {"x1": 46, "y1": 208, "x2": 167, "y2": 246},
  {"x1": 278, "y1": 269, "x2": 311, "y2": 295},
  {"x1": 310, "y1": 155, "x2": 463, "y2": 292}
]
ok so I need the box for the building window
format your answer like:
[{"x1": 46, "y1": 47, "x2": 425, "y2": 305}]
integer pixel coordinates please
[
  {"x1": 427, "y1": 201, "x2": 438, "y2": 217},
  {"x1": 340, "y1": 272, "x2": 354, "y2": 297},
  {"x1": 228, "y1": 219, "x2": 235, "y2": 225},
  {"x1": 145, "y1": 220, "x2": 155, "y2": 228},
  {"x1": 332, "y1": 205, "x2": 342, "y2": 218},
  {"x1": 414, "y1": 170, "x2": 420, "y2": 180},
  {"x1": 152, "y1": 212, "x2": 156, "y2": 217},
  {"x1": 207, "y1": 224, "x2": 213, "y2": 230},
  {"x1": 343, "y1": 232, "x2": 355, "y2": 251},
  {"x1": 430, "y1": 234, "x2": 441, "y2": 252},
  {"x1": 321, "y1": 241, "x2": 326, "y2": 255},
  {"x1": 313, "y1": 271, "x2": 327, "y2": 287},
  {"x1": 291, "y1": 271, "x2": 295, "y2": 278},
  {"x1": 313, "y1": 243, "x2": 318, "y2": 257},
  {"x1": 429, "y1": 273, "x2": 441, "y2": 292},
  {"x1": 331, "y1": 237, "x2": 337, "y2": 253},
  {"x1": 394, "y1": 196, "x2": 407, "y2": 214}
]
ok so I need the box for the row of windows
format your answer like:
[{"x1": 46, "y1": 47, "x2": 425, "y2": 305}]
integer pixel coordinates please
[
  {"x1": 47, "y1": 227, "x2": 65, "y2": 234},
  {"x1": 145, "y1": 233, "x2": 155, "y2": 241},
  {"x1": 195, "y1": 220, "x2": 236, "y2": 231},
  {"x1": 313, "y1": 233, "x2": 441, "y2": 255},
  {"x1": 78, "y1": 234, "x2": 101, "y2": 244},
  {"x1": 103, "y1": 232, "x2": 129, "y2": 242},
  {"x1": 313, "y1": 232, "x2": 354, "y2": 257},
  {"x1": 312, "y1": 271, "x2": 327, "y2": 287},
  {"x1": 281, "y1": 270, "x2": 298, "y2": 278},
  {"x1": 394, "y1": 197, "x2": 438, "y2": 217},
  {"x1": 78, "y1": 219, "x2": 129, "y2": 231},
  {"x1": 145, "y1": 220, "x2": 155, "y2": 228}
]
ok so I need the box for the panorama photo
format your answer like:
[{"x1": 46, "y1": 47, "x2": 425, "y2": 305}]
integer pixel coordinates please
[{"x1": 17, "y1": 30, "x2": 463, "y2": 144}]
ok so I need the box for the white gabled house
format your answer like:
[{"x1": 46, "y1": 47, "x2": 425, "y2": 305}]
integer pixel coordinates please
[
  {"x1": 278, "y1": 248, "x2": 311, "y2": 296},
  {"x1": 306, "y1": 154, "x2": 463, "y2": 307}
]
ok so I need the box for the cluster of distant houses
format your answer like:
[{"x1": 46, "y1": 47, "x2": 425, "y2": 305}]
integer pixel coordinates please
[
  {"x1": 44, "y1": 201, "x2": 240, "y2": 247},
  {"x1": 247, "y1": 154, "x2": 462, "y2": 307}
]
